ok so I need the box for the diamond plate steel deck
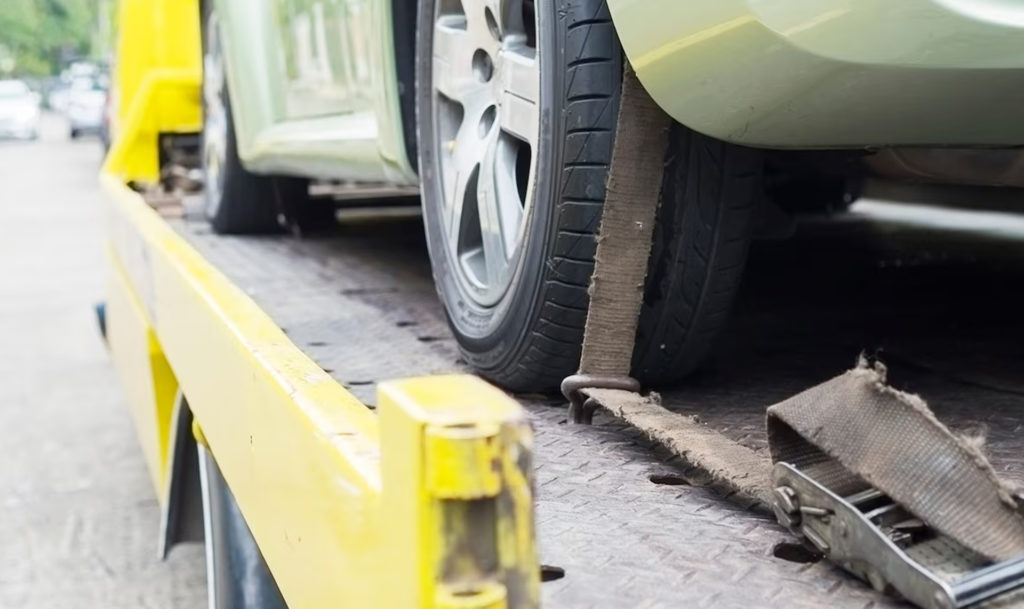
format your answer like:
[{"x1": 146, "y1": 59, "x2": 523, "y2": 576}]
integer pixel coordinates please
[
  {"x1": 168, "y1": 198, "x2": 1024, "y2": 608},
  {"x1": 661, "y1": 210, "x2": 1024, "y2": 489}
]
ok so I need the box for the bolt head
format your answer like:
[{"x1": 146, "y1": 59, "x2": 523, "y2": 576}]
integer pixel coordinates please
[
  {"x1": 773, "y1": 486, "x2": 800, "y2": 514},
  {"x1": 772, "y1": 486, "x2": 801, "y2": 529}
]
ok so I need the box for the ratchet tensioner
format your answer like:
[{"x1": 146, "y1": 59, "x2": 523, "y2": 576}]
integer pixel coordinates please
[{"x1": 771, "y1": 462, "x2": 1024, "y2": 609}]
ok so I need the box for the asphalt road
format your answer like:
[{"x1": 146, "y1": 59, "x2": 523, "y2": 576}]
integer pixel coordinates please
[{"x1": 0, "y1": 114, "x2": 206, "y2": 608}]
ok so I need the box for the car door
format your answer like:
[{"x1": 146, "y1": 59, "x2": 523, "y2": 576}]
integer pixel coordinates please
[
  {"x1": 276, "y1": 0, "x2": 374, "y2": 120},
  {"x1": 215, "y1": 0, "x2": 416, "y2": 185}
]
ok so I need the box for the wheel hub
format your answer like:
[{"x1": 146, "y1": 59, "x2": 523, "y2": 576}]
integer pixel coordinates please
[{"x1": 431, "y1": 0, "x2": 539, "y2": 307}]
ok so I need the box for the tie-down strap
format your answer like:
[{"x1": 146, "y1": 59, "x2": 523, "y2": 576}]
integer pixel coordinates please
[
  {"x1": 561, "y1": 62, "x2": 671, "y2": 423},
  {"x1": 575, "y1": 63, "x2": 671, "y2": 379},
  {"x1": 767, "y1": 361, "x2": 1024, "y2": 562}
]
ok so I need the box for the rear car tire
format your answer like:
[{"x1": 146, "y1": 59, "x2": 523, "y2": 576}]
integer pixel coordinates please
[
  {"x1": 632, "y1": 128, "x2": 763, "y2": 384},
  {"x1": 417, "y1": 0, "x2": 762, "y2": 391},
  {"x1": 198, "y1": 444, "x2": 287, "y2": 609},
  {"x1": 201, "y1": 4, "x2": 282, "y2": 235},
  {"x1": 276, "y1": 177, "x2": 339, "y2": 236}
]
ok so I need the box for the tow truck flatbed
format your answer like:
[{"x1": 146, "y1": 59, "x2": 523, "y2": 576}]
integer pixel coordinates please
[
  {"x1": 163, "y1": 201, "x2": 872, "y2": 608},
  {"x1": 97, "y1": 2, "x2": 1024, "y2": 605},
  {"x1": 152, "y1": 194, "x2": 1021, "y2": 608}
]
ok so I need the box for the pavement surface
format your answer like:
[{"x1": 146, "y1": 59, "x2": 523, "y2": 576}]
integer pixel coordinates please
[{"x1": 0, "y1": 114, "x2": 206, "y2": 608}]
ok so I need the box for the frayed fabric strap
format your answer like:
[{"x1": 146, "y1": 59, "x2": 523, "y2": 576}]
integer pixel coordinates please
[
  {"x1": 767, "y1": 364, "x2": 1024, "y2": 562},
  {"x1": 576, "y1": 64, "x2": 671, "y2": 378}
]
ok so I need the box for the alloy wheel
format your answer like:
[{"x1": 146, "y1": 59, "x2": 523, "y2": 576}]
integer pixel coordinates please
[
  {"x1": 202, "y1": 11, "x2": 228, "y2": 219},
  {"x1": 430, "y1": 0, "x2": 539, "y2": 307}
]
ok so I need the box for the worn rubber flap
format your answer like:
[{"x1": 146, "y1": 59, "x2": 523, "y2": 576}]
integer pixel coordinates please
[{"x1": 766, "y1": 362, "x2": 1024, "y2": 562}]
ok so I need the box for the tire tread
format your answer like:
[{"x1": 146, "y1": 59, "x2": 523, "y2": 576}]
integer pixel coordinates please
[{"x1": 484, "y1": 0, "x2": 619, "y2": 390}]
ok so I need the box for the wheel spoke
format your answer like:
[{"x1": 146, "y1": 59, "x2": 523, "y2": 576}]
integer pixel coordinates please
[
  {"x1": 494, "y1": 143, "x2": 525, "y2": 257},
  {"x1": 498, "y1": 49, "x2": 539, "y2": 146},
  {"x1": 446, "y1": 168, "x2": 473, "y2": 242},
  {"x1": 476, "y1": 130, "x2": 524, "y2": 281},
  {"x1": 443, "y1": 106, "x2": 489, "y2": 240},
  {"x1": 476, "y1": 132, "x2": 510, "y2": 282},
  {"x1": 433, "y1": 20, "x2": 474, "y2": 102}
]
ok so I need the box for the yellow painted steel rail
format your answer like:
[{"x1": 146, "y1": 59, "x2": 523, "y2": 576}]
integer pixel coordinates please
[
  {"x1": 102, "y1": 173, "x2": 539, "y2": 607},
  {"x1": 100, "y1": 2, "x2": 539, "y2": 607}
]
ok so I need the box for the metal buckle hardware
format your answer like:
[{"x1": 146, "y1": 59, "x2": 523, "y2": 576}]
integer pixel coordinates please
[
  {"x1": 560, "y1": 374, "x2": 641, "y2": 424},
  {"x1": 772, "y1": 462, "x2": 1024, "y2": 609}
]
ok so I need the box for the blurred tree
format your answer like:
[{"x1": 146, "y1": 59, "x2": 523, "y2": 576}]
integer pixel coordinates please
[{"x1": 0, "y1": 0, "x2": 109, "y2": 76}]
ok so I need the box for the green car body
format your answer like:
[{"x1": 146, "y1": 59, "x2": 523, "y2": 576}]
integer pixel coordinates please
[
  {"x1": 212, "y1": 0, "x2": 417, "y2": 185},
  {"x1": 612, "y1": 0, "x2": 1024, "y2": 148},
  {"x1": 213, "y1": 0, "x2": 1024, "y2": 187}
]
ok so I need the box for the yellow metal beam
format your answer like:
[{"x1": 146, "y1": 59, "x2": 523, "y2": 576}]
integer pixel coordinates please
[
  {"x1": 105, "y1": 0, "x2": 202, "y2": 184},
  {"x1": 104, "y1": 173, "x2": 379, "y2": 604},
  {"x1": 100, "y1": 174, "x2": 539, "y2": 607},
  {"x1": 103, "y1": 68, "x2": 201, "y2": 184},
  {"x1": 380, "y1": 376, "x2": 539, "y2": 609},
  {"x1": 105, "y1": 245, "x2": 180, "y2": 498}
]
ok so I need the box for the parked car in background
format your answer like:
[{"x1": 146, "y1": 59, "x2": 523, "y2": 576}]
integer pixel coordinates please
[
  {"x1": 48, "y1": 62, "x2": 107, "y2": 113},
  {"x1": 0, "y1": 80, "x2": 41, "y2": 141},
  {"x1": 47, "y1": 85, "x2": 71, "y2": 114},
  {"x1": 66, "y1": 77, "x2": 107, "y2": 139},
  {"x1": 194, "y1": 0, "x2": 1024, "y2": 392}
]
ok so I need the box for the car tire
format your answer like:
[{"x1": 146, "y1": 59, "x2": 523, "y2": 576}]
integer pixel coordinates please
[
  {"x1": 276, "y1": 177, "x2": 339, "y2": 236},
  {"x1": 417, "y1": 0, "x2": 762, "y2": 391},
  {"x1": 631, "y1": 127, "x2": 763, "y2": 384},
  {"x1": 200, "y1": 3, "x2": 282, "y2": 234},
  {"x1": 198, "y1": 444, "x2": 287, "y2": 609}
]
